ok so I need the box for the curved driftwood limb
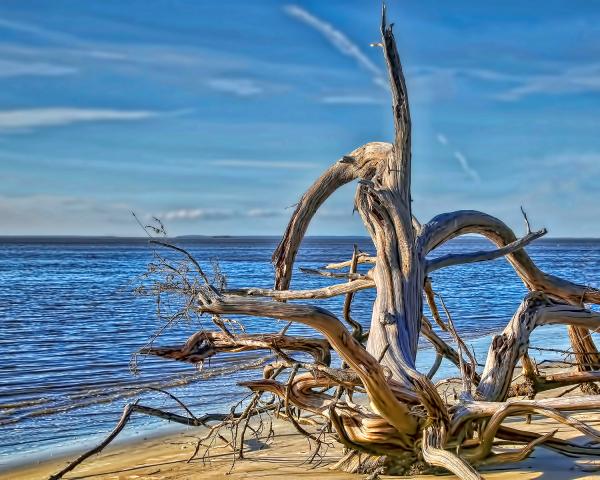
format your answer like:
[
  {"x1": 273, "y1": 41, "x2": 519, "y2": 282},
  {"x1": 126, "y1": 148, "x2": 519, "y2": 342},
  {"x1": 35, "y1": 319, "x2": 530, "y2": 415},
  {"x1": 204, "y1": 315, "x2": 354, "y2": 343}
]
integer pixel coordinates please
[
  {"x1": 496, "y1": 425, "x2": 600, "y2": 457},
  {"x1": 342, "y1": 244, "x2": 365, "y2": 339},
  {"x1": 510, "y1": 348, "x2": 600, "y2": 396},
  {"x1": 422, "y1": 426, "x2": 482, "y2": 480},
  {"x1": 418, "y1": 210, "x2": 600, "y2": 373},
  {"x1": 426, "y1": 352, "x2": 443, "y2": 380},
  {"x1": 195, "y1": 292, "x2": 418, "y2": 442},
  {"x1": 425, "y1": 228, "x2": 546, "y2": 274},
  {"x1": 264, "y1": 361, "x2": 363, "y2": 390},
  {"x1": 418, "y1": 210, "x2": 600, "y2": 305},
  {"x1": 477, "y1": 292, "x2": 600, "y2": 401},
  {"x1": 321, "y1": 239, "x2": 548, "y2": 271},
  {"x1": 243, "y1": 373, "x2": 413, "y2": 458},
  {"x1": 462, "y1": 403, "x2": 600, "y2": 464},
  {"x1": 473, "y1": 429, "x2": 557, "y2": 467},
  {"x1": 451, "y1": 394, "x2": 600, "y2": 438},
  {"x1": 272, "y1": 141, "x2": 393, "y2": 291},
  {"x1": 322, "y1": 253, "x2": 376, "y2": 270},
  {"x1": 245, "y1": 370, "x2": 405, "y2": 420},
  {"x1": 299, "y1": 267, "x2": 370, "y2": 280},
  {"x1": 143, "y1": 331, "x2": 332, "y2": 365},
  {"x1": 48, "y1": 400, "x2": 269, "y2": 480},
  {"x1": 48, "y1": 401, "x2": 140, "y2": 480},
  {"x1": 424, "y1": 277, "x2": 446, "y2": 331},
  {"x1": 228, "y1": 278, "x2": 375, "y2": 300},
  {"x1": 524, "y1": 370, "x2": 600, "y2": 394},
  {"x1": 231, "y1": 280, "x2": 480, "y2": 381},
  {"x1": 281, "y1": 365, "x2": 323, "y2": 442},
  {"x1": 330, "y1": 408, "x2": 418, "y2": 457}
]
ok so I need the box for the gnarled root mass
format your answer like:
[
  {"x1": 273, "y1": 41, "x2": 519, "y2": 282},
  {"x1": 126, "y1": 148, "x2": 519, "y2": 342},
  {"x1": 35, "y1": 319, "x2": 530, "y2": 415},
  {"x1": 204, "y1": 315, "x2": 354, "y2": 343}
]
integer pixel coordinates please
[{"x1": 50, "y1": 6, "x2": 600, "y2": 480}]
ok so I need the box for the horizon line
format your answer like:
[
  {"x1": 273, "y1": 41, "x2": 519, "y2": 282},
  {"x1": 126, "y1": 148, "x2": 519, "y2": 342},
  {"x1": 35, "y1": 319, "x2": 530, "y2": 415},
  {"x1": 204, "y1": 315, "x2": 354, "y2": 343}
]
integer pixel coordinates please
[{"x1": 0, "y1": 234, "x2": 598, "y2": 241}]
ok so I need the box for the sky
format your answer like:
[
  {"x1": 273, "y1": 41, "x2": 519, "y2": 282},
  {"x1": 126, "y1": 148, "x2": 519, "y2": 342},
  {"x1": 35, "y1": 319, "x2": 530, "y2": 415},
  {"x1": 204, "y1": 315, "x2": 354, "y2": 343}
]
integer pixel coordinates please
[{"x1": 1, "y1": 0, "x2": 600, "y2": 237}]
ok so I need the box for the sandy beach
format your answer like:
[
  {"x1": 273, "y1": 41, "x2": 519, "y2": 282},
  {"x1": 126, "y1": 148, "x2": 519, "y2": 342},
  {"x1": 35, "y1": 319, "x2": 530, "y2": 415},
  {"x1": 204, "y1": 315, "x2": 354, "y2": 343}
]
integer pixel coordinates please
[{"x1": 4, "y1": 405, "x2": 600, "y2": 480}]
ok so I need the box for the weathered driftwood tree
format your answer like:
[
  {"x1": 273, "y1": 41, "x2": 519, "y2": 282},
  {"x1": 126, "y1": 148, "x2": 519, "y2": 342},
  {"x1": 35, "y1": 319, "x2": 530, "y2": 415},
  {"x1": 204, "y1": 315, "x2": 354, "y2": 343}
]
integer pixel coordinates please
[{"x1": 51, "y1": 7, "x2": 600, "y2": 480}]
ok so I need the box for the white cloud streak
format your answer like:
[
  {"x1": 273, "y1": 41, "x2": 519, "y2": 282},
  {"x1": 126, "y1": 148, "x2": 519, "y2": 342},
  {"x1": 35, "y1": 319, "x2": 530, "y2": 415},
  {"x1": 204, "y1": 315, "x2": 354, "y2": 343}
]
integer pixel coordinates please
[
  {"x1": 0, "y1": 18, "x2": 79, "y2": 44},
  {"x1": 453, "y1": 151, "x2": 481, "y2": 183},
  {"x1": 0, "y1": 59, "x2": 77, "y2": 77},
  {"x1": 206, "y1": 78, "x2": 264, "y2": 96},
  {"x1": 436, "y1": 133, "x2": 448, "y2": 145},
  {"x1": 247, "y1": 208, "x2": 285, "y2": 218},
  {"x1": 495, "y1": 63, "x2": 600, "y2": 101},
  {"x1": 161, "y1": 208, "x2": 236, "y2": 221},
  {"x1": 284, "y1": 4, "x2": 388, "y2": 103},
  {"x1": 156, "y1": 207, "x2": 351, "y2": 222},
  {"x1": 0, "y1": 108, "x2": 158, "y2": 131},
  {"x1": 158, "y1": 208, "x2": 286, "y2": 221},
  {"x1": 436, "y1": 132, "x2": 481, "y2": 183},
  {"x1": 284, "y1": 5, "x2": 381, "y2": 77},
  {"x1": 321, "y1": 95, "x2": 384, "y2": 105},
  {"x1": 414, "y1": 63, "x2": 600, "y2": 102}
]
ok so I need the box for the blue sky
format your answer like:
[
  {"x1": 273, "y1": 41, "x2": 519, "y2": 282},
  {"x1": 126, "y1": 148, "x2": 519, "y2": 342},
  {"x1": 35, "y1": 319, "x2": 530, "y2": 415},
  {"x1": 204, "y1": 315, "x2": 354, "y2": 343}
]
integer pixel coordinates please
[{"x1": 1, "y1": 1, "x2": 600, "y2": 236}]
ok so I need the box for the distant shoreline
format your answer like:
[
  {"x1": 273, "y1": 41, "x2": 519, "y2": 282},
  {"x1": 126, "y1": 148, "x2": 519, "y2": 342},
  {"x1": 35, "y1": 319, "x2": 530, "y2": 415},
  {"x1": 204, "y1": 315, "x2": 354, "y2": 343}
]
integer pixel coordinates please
[{"x1": 0, "y1": 235, "x2": 598, "y2": 242}]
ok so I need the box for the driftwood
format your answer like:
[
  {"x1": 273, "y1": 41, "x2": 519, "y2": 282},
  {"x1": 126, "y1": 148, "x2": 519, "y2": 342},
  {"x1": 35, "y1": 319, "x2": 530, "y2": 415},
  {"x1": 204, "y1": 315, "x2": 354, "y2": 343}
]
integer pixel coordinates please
[{"x1": 50, "y1": 6, "x2": 600, "y2": 480}]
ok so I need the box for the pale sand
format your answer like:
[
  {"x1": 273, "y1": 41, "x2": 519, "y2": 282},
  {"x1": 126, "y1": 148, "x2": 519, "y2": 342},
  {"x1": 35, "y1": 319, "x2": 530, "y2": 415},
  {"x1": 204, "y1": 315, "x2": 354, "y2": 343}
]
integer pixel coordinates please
[{"x1": 4, "y1": 413, "x2": 600, "y2": 480}]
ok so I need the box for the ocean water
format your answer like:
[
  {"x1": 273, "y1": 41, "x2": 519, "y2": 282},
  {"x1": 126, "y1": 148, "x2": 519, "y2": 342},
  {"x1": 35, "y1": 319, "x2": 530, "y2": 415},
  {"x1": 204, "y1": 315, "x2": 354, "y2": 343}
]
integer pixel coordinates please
[{"x1": 1, "y1": 236, "x2": 600, "y2": 468}]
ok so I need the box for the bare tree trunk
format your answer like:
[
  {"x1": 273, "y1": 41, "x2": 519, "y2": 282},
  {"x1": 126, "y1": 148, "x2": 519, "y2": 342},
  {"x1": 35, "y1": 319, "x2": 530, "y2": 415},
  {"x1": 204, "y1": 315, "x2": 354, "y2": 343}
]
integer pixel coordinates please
[{"x1": 354, "y1": 13, "x2": 423, "y2": 385}]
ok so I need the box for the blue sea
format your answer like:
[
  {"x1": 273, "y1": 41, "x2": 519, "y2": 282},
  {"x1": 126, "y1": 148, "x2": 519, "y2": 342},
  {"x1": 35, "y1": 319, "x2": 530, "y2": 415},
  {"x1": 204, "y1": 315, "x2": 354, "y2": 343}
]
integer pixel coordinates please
[{"x1": 1, "y1": 236, "x2": 600, "y2": 469}]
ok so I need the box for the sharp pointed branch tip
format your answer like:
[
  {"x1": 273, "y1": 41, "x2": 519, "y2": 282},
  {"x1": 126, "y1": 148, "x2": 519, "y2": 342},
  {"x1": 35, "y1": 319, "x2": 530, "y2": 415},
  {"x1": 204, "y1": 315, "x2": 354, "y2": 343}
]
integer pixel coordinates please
[
  {"x1": 520, "y1": 206, "x2": 532, "y2": 234},
  {"x1": 370, "y1": 42, "x2": 383, "y2": 48}
]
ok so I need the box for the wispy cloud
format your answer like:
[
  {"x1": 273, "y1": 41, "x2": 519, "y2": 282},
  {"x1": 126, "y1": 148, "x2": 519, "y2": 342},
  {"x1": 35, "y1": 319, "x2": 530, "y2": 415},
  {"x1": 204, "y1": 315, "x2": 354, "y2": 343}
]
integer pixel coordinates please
[
  {"x1": 0, "y1": 16, "x2": 287, "y2": 99},
  {"x1": 206, "y1": 78, "x2": 264, "y2": 96},
  {"x1": 0, "y1": 18, "x2": 79, "y2": 45},
  {"x1": 321, "y1": 95, "x2": 385, "y2": 105},
  {"x1": 160, "y1": 208, "x2": 237, "y2": 221},
  {"x1": 412, "y1": 63, "x2": 600, "y2": 102},
  {"x1": 157, "y1": 208, "x2": 287, "y2": 222},
  {"x1": 211, "y1": 159, "x2": 319, "y2": 170},
  {"x1": 453, "y1": 151, "x2": 481, "y2": 183},
  {"x1": 436, "y1": 132, "x2": 481, "y2": 183},
  {"x1": 156, "y1": 206, "x2": 349, "y2": 222},
  {"x1": 247, "y1": 208, "x2": 285, "y2": 218},
  {"x1": 0, "y1": 59, "x2": 77, "y2": 77},
  {"x1": 495, "y1": 63, "x2": 600, "y2": 101},
  {"x1": 284, "y1": 5, "x2": 381, "y2": 77},
  {"x1": 284, "y1": 3, "x2": 387, "y2": 100},
  {"x1": 0, "y1": 108, "x2": 158, "y2": 131}
]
